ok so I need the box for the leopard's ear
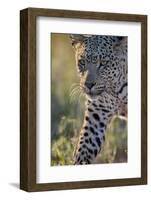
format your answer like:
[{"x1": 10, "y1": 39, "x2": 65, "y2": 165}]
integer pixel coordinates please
[
  {"x1": 70, "y1": 34, "x2": 85, "y2": 48},
  {"x1": 117, "y1": 36, "x2": 125, "y2": 41},
  {"x1": 116, "y1": 36, "x2": 127, "y2": 45},
  {"x1": 113, "y1": 36, "x2": 127, "y2": 51}
]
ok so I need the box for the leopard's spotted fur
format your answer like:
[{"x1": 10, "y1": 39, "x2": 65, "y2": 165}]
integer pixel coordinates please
[{"x1": 70, "y1": 34, "x2": 127, "y2": 164}]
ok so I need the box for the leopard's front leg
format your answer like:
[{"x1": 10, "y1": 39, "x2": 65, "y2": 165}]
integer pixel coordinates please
[{"x1": 74, "y1": 96, "x2": 117, "y2": 164}]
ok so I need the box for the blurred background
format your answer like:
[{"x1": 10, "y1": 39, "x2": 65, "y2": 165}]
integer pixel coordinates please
[{"x1": 51, "y1": 33, "x2": 127, "y2": 166}]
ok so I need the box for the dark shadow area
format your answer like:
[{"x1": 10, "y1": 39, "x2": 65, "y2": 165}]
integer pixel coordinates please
[{"x1": 9, "y1": 183, "x2": 19, "y2": 189}]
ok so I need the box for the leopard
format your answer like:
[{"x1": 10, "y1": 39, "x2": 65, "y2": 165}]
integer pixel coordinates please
[{"x1": 70, "y1": 34, "x2": 127, "y2": 164}]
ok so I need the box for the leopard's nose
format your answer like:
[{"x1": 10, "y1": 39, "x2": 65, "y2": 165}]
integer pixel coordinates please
[{"x1": 85, "y1": 82, "x2": 96, "y2": 90}]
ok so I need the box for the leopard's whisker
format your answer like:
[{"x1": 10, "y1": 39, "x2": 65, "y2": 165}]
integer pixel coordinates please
[
  {"x1": 70, "y1": 87, "x2": 80, "y2": 97},
  {"x1": 71, "y1": 91, "x2": 81, "y2": 104},
  {"x1": 69, "y1": 85, "x2": 83, "y2": 101},
  {"x1": 77, "y1": 90, "x2": 82, "y2": 104},
  {"x1": 79, "y1": 93, "x2": 84, "y2": 104},
  {"x1": 70, "y1": 88, "x2": 82, "y2": 103},
  {"x1": 69, "y1": 86, "x2": 81, "y2": 96},
  {"x1": 77, "y1": 90, "x2": 81, "y2": 104},
  {"x1": 77, "y1": 89, "x2": 85, "y2": 104},
  {"x1": 70, "y1": 83, "x2": 81, "y2": 91}
]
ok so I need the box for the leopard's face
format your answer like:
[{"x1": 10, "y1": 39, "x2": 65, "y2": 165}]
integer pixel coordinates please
[{"x1": 71, "y1": 34, "x2": 126, "y2": 99}]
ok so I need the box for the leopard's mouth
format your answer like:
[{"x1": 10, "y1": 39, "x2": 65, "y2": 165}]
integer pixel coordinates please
[{"x1": 84, "y1": 88, "x2": 105, "y2": 98}]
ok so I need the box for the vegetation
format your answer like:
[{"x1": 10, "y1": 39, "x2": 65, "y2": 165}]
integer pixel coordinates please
[{"x1": 51, "y1": 33, "x2": 127, "y2": 166}]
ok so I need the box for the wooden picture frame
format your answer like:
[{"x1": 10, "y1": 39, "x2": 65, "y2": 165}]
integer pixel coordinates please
[{"x1": 20, "y1": 7, "x2": 147, "y2": 192}]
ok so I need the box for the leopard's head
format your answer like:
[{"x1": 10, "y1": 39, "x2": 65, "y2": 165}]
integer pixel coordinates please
[{"x1": 70, "y1": 34, "x2": 127, "y2": 99}]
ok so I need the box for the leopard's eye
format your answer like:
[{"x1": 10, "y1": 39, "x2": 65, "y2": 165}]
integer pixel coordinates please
[
  {"x1": 97, "y1": 60, "x2": 107, "y2": 70},
  {"x1": 78, "y1": 58, "x2": 85, "y2": 65},
  {"x1": 102, "y1": 60, "x2": 107, "y2": 65},
  {"x1": 78, "y1": 58, "x2": 85, "y2": 73}
]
